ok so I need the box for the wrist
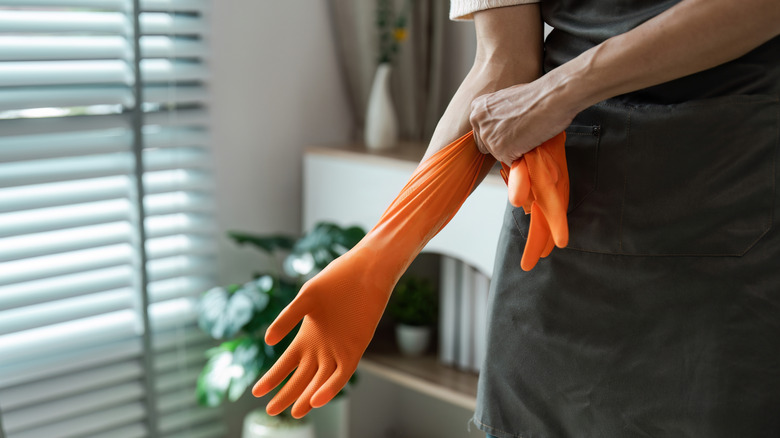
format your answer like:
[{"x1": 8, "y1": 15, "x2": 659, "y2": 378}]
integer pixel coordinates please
[{"x1": 543, "y1": 51, "x2": 604, "y2": 116}]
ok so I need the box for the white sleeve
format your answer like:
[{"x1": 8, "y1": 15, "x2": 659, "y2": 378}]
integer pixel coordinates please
[{"x1": 450, "y1": 0, "x2": 540, "y2": 21}]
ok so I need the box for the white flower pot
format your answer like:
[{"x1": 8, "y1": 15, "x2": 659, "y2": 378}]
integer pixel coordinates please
[
  {"x1": 395, "y1": 324, "x2": 432, "y2": 357},
  {"x1": 242, "y1": 409, "x2": 315, "y2": 438},
  {"x1": 364, "y1": 63, "x2": 399, "y2": 151}
]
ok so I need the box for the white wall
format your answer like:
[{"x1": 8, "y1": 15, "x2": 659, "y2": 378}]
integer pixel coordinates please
[{"x1": 209, "y1": 0, "x2": 355, "y2": 286}]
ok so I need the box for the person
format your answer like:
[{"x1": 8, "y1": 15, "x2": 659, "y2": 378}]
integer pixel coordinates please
[
  {"x1": 254, "y1": 1, "x2": 780, "y2": 437},
  {"x1": 454, "y1": 1, "x2": 780, "y2": 437}
]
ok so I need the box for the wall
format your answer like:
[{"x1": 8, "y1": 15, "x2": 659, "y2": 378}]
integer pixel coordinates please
[{"x1": 209, "y1": 0, "x2": 355, "y2": 286}]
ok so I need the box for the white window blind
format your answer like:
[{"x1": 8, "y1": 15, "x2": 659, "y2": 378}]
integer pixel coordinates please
[{"x1": 0, "y1": 1, "x2": 223, "y2": 437}]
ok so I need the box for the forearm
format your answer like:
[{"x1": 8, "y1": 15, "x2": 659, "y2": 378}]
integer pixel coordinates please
[
  {"x1": 357, "y1": 5, "x2": 544, "y2": 284},
  {"x1": 425, "y1": 3, "x2": 544, "y2": 163},
  {"x1": 553, "y1": 0, "x2": 780, "y2": 112}
]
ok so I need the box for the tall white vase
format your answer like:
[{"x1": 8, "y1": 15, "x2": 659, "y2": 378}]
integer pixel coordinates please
[{"x1": 364, "y1": 63, "x2": 399, "y2": 151}]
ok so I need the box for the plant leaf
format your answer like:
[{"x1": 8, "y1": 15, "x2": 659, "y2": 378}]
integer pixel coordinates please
[
  {"x1": 197, "y1": 285, "x2": 256, "y2": 340},
  {"x1": 228, "y1": 231, "x2": 295, "y2": 255}
]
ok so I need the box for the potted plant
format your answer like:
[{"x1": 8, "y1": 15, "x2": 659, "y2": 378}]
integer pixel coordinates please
[
  {"x1": 387, "y1": 275, "x2": 438, "y2": 356},
  {"x1": 195, "y1": 222, "x2": 365, "y2": 437}
]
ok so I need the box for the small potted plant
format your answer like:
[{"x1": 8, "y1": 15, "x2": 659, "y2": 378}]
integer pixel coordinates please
[
  {"x1": 195, "y1": 222, "x2": 364, "y2": 437},
  {"x1": 388, "y1": 275, "x2": 438, "y2": 357}
]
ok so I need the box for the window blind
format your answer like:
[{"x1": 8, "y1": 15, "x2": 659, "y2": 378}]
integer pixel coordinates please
[{"x1": 0, "y1": 1, "x2": 222, "y2": 437}]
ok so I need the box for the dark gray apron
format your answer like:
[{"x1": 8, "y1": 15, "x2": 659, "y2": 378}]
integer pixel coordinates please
[{"x1": 474, "y1": 1, "x2": 780, "y2": 437}]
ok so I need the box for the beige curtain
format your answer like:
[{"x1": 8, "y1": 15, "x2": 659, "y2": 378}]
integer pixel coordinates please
[{"x1": 327, "y1": 0, "x2": 449, "y2": 142}]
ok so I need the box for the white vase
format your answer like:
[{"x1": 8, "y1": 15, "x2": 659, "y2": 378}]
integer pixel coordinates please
[
  {"x1": 395, "y1": 324, "x2": 432, "y2": 357},
  {"x1": 242, "y1": 409, "x2": 315, "y2": 438},
  {"x1": 364, "y1": 63, "x2": 399, "y2": 151}
]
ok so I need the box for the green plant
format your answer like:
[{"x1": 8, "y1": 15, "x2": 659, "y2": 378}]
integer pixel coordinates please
[
  {"x1": 195, "y1": 222, "x2": 365, "y2": 409},
  {"x1": 388, "y1": 275, "x2": 437, "y2": 327},
  {"x1": 376, "y1": 0, "x2": 412, "y2": 64}
]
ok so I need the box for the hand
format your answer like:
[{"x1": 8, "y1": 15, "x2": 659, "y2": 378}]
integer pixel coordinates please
[
  {"x1": 470, "y1": 73, "x2": 577, "y2": 165},
  {"x1": 252, "y1": 244, "x2": 389, "y2": 418}
]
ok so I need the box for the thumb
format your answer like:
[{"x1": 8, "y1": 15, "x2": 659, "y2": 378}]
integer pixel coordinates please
[{"x1": 265, "y1": 292, "x2": 314, "y2": 345}]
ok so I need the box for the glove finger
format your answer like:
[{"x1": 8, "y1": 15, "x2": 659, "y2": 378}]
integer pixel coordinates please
[
  {"x1": 310, "y1": 365, "x2": 354, "y2": 408},
  {"x1": 527, "y1": 149, "x2": 569, "y2": 248},
  {"x1": 266, "y1": 359, "x2": 318, "y2": 416},
  {"x1": 507, "y1": 159, "x2": 531, "y2": 209},
  {"x1": 520, "y1": 203, "x2": 551, "y2": 271},
  {"x1": 252, "y1": 347, "x2": 301, "y2": 398},
  {"x1": 265, "y1": 291, "x2": 314, "y2": 346},
  {"x1": 291, "y1": 360, "x2": 336, "y2": 419}
]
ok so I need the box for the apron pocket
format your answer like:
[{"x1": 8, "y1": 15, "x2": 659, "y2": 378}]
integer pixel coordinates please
[
  {"x1": 564, "y1": 124, "x2": 601, "y2": 213},
  {"x1": 512, "y1": 123, "x2": 601, "y2": 241},
  {"x1": 620, "y1": 94, "x2": 778, "y2": 256}
]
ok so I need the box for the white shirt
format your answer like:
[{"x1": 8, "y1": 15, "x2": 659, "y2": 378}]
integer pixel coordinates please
[{"x1": 450, "y1": 0, "x2": 540, "y2": 21}]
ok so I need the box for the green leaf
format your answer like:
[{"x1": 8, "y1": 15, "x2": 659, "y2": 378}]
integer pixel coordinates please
[
  {"x1": 196, "y1": 337, "x2": 263, "y2": 407},
  {"x1": 198, "y1": 285, "x2": 256, "y2": 340},
  {"x1": 228, "y1": 231, "x2": 295, "y2": 255}
]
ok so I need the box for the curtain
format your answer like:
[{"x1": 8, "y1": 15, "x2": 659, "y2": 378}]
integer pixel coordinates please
[
  {"x1": 0, "y1": 1, "x2": 222, "y2": 437},
  {"x1": 327, "y1": 0, "x2": 449, "y2": 143}
]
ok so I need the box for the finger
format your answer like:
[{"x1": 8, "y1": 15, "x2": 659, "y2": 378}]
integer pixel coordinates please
[
  {"x1": 291, "y1": 360, "x2": 336, "y2": 418},
  {"x1": 310, "y1": 366, "x2": 353, "y2": 408},
  {"x1": 527, "y1": 150, "x2": 569, "y2": 248},
  {"x1": 252, "y1": 348, "x2": 300, "y2": 398},
  {"x1": 265, "y1": 359, "x2": 318, "y2": 416},
  {"x1": 507, "y1": 159, "x2": 531, "y2": 208},
  {"x1": 521, "y1": 203, "x2": 551, "y2": 271},
  {"x1": 265, "y1": 292, "x2": 314, "y2": 345}
]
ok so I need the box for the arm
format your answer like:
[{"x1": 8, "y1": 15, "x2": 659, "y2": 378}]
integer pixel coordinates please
[
  {"x1": 425, "y1": 4, "x2": 544, "y2": 168},
  {"x1": 471, "y1": 0, "x2": 780, "y2": 165},
  {"x1": 251, "y1": 5, "x2": 545, "y2": 418}
]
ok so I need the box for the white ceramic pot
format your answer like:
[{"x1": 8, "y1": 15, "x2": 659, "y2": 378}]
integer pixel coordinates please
[
  {"x1": 364, "y1": 63, "x2": 399, "y2": 151},
  {"x1": 242, "y1": 409, "x2": 315, "y2": 438},
  {"x1": 395, "y1": 324, "x2": 432, "y2": 357}
]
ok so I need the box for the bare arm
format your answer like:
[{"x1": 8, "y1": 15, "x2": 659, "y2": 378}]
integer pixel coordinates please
[
  {"x1": 422, "y1": 3, "x2": 543, "y2": 176},
  {"x1": 471, "y1": 0, "x2": 780, "y2": 165}
]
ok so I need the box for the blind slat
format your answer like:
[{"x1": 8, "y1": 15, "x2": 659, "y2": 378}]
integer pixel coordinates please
[
  {"x1": 3, "y1": 383, "x2": 145, "y2": 434},
  {"x1": 0, "y1": 60, "x2": 132, "y2": 87},
  {"x1": 0, "y1": 199, "x2": 130, "y2": 238},
  {"x1": 0, "y1": 266, "x2": 132, "y2": 311},
  {"x1": 0, "y1": 36, "x2": 204, "y2": 62},
  {"x1": 0, "y1": 86, "x2": 132, "y2": 112},
  {"x1": 0, "y1": 36, "x2": 128, "y2": 62},
  {"x1": 0, "y1": 288, "x2": 133, "y2": 335},
  {"x1": 0, "y1": 153, "x2": 134, "y2": 188},
  {"x1": 0, "y1": 129, "x2": 131, "y2": 162},
  {"x1": 0, "y1": 338, "x2": 142, "y2": 389},
  {"x1": 0, "y1": 222, "x2": 132, "y2": 263},
  {"x1": 0, "y1": 11, "x2": 128, "y2": 34},
  {"x1": 0, "y1": 310, "x2": 137, "y2": 365},
  {"x1": 11, "y1": 403, "x2": 146, "y2": 438},
  {"x1": 0, "y1": 361, "x2": 143, "y2": 411},
  {"x1": 0, "y1": 244, "x2": 133, "y2": 289}
]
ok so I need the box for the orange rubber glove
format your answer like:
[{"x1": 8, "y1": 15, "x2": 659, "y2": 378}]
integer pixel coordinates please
[
  {"x1": 499, "y1": 131, "x2": 569, "y2": 271},
  {"x1": 252, "y1": 131, "x2": 487, "y2": 418}
]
